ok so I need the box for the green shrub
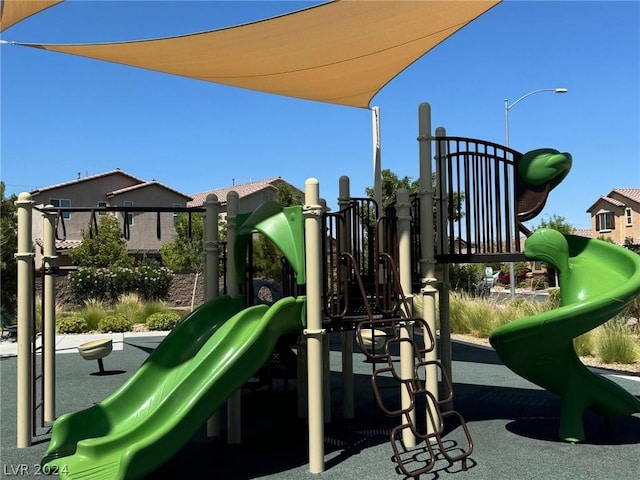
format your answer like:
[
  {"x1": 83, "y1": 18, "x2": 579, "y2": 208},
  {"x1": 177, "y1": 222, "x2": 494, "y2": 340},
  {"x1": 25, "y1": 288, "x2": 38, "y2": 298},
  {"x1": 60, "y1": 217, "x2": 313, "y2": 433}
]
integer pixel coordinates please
[
  {"x1": 68, "y1": 267, "x2": 110, "y2": 304},
  {"x1": 78, "y1": 299, "x2": 107, "y2": 331},
  {"x1": 449, "y1": 264, "x2": 485, "y2": 294},
  {"x1": 110, "y1": 267, "x2": 138, "y2": 299},
  {"x1": 140, "y1": 300, "x2": 170, "y2": 320},
  {"x1": 449, "y1": 292, "x2": 472, "y2": 334},
  {"x1": 136, "y1": 264, "x2": 173, "y2": 300},
  {"x1": 531, "y1": 279, "x2": 547, "y2": 290},
  {"x1": 68, "y1": 265, "x2": 174, "y2": 305},
  {"x1": 98, "y1": 314, "x2": 134, "y2": 333},
  {"x1": 503, "y1": 299, "x2": 546, "y2": 321},
  {"x1": 146, "y1": 311, "x2": 182, "y2": 331},
  {"x1": 461, "y1": 299, "x2": 502, "y2": 337},
  {"x1": 56, "y1": 315, "x2": 89, "y2": 334},
  {"x1": 597, "y1": 321, "x2": 638, "y2": 364},
  {"x1": 113, "y1": 293, "x2": 146, "y2": 324},
  {"x1": 448, "y1": 292, "x2": 502, "y2": 337},
  {"x1": 410, "y1": 294, "x2": 423, "y2": 319},
  {"x1": 545, "y1": 288, "x2": 561, "y2": 309},
  {"x1": 574, "y1": 330, "x2": 597, "y2": 357}
]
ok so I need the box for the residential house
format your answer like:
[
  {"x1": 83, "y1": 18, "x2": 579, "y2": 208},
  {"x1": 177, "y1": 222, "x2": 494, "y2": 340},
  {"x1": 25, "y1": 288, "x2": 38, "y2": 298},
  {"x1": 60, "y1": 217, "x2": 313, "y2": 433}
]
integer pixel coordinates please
[
  {"x1": 585, "y1": 188, "x2": 640, "y2": 245},
  {"x1": 30, "y1": 173, "x2": 304, "y2": 270},
  {"x1": 30, "y1": 169, "x2": 192, "y2": 268},
  {"x1": 188, "y1": 177, "x2": 304, "y2": 215}
]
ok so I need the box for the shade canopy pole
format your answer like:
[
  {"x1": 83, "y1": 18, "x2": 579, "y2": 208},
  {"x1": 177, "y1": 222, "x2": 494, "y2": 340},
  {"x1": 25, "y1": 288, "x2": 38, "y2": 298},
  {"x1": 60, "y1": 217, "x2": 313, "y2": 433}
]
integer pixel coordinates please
[{"x1": 372, "y1": 106, "x2": 382, "y2": 210}]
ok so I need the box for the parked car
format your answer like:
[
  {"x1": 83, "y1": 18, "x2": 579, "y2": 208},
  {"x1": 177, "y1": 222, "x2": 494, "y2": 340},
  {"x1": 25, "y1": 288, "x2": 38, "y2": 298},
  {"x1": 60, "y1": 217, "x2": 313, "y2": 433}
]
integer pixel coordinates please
[{"x1": 498, "y1": 268, "x2": 531, "y2": 284}]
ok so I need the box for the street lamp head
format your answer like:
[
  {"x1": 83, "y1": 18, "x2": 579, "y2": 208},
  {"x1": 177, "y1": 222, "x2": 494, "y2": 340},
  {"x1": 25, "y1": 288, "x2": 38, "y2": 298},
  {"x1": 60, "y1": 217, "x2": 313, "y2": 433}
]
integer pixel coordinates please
[{"x1": 554, "y1": 88, "x2": 568, "y2": 94}]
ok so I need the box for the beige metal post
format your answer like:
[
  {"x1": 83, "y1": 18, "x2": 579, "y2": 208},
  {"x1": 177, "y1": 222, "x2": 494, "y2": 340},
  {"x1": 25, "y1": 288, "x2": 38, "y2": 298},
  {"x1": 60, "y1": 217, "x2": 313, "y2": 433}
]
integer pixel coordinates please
[
  {"x1": 304, "y1": 178, "x2": 325, "y2": 473},
  {"x1": 43, "y1": 205, "x2": 58, "y2": 422},
  {"x1": 435, "y1": 127, "x2": 453, "y2": 411},
  {"x1": 204, "y1": 194, "x2": 220, "y2": 302},
  {"x1": 297, "y1": 334, "x2": 307, "y2": 418},
  {"x1": 338, "y1": 176, "x2": 354, "y2": 419},
  {"x1": 15, "y1": 192, "x2": 34, "y2": 447},
  {"x1": 418, "y1": 103, "x2": 439, "y2": 435},
  {"x1": 225, "y1": 191, "x2": 242, "y2": 444},
  {"x1": 396, "y1": 188, "x2": 416, "y2": 447},
  {"x1": 204, "y1": 193, "x2": 221, "y2": 436}
]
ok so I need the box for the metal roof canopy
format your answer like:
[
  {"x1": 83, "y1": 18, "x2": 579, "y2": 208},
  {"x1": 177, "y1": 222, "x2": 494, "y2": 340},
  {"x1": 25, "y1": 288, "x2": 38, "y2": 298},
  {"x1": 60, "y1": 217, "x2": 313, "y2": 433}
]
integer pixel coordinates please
[{"x1": 4, "y1": 0, "x2": 500, "y2": 108}]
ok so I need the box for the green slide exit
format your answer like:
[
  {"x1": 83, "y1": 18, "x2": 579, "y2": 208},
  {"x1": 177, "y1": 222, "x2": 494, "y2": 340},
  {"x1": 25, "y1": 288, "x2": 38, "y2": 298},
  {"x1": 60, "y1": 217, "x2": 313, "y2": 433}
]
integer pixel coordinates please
[
  {"x1": 42, "y1": 295, "x2": 306, "y2": 479},
  {"x1": 490, "y1": 229, "x2": 640, "y2": 442}
]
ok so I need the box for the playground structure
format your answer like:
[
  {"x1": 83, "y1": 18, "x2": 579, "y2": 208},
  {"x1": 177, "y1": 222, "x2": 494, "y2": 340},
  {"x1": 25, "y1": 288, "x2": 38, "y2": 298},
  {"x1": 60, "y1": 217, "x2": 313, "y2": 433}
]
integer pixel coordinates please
[{"x1": 11, "y1": 103, "x2": 640, "y2": 479}]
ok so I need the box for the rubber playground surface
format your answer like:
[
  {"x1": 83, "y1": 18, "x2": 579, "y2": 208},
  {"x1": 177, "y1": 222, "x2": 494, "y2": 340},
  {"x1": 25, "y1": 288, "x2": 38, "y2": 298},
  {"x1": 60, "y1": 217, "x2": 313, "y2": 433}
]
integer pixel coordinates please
[{"x1": 1, "y1": 332, "x2": 639, "y2": 480}]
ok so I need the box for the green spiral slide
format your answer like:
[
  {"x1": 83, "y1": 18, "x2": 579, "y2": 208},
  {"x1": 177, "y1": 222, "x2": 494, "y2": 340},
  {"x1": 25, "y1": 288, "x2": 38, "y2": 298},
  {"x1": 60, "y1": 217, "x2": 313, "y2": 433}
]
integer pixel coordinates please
[
  {"x1": 42, "y1": 295, "x2": 306, "y2": 479},
  {"x1": 490, "y1": 228, "x2": 640, "y2": 442}
]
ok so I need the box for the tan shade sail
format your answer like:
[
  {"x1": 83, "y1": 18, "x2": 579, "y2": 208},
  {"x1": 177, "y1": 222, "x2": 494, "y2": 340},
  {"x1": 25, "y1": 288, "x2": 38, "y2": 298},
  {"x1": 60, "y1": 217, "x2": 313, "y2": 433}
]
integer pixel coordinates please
[
  {"x1": 19, "y1": 0, "x2": 500, "y2": 108},
  {"x1": 0, "y1": 0, "x2": 62, "y2": 32}
]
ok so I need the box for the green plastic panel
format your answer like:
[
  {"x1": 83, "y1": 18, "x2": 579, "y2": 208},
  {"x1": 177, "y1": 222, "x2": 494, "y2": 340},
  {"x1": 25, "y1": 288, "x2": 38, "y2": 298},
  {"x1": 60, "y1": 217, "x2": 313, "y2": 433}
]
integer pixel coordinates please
[
  {"x1": 234, "y1": 201, "x2": 305, "y2": 284},
  {"x1": 490, "y1": 229, "x2": 640, "y2": 442},
  {"x1": 518, "y1": 148, "x2": 572, "y2": 189}
]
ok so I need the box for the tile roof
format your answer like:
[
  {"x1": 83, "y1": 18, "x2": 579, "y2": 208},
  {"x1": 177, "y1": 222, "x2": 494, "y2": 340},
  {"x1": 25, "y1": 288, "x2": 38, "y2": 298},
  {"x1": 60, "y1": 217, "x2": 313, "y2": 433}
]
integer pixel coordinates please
[
  {"x1": 600, "y1": 196, "x2": 625, "y2": 207},
  {"x1": 188, "y1": 177, "x2": 287, "y2": 207},
  {"x1": 107, "y1": 181, "x2": 192, "y2": 200},
  {"x1": 34, "y1": 238, "x2": 82, "y2": 250},
  {"x1": 571, "y1": 229, "x2": 595, "y2": 239},
  {"x1": 586, "y1": 188, "x2": 640, "y2": 212},
  {"x1": 612, "y1": 188, "x2": 640, "y2": 204},
  {"x1": 30, "y1": 169, "x2": 145, "y2": 194}
]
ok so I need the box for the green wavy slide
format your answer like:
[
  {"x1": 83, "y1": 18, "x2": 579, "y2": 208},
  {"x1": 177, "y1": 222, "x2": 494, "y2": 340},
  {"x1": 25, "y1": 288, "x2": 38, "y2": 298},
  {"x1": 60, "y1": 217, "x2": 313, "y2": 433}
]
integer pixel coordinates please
[
  {"x1": 490, "y1": 228, "x2": 640, "y2": 442},
  {"x1": 42, "y1": 295, "x2": 306, "y2": 479}
]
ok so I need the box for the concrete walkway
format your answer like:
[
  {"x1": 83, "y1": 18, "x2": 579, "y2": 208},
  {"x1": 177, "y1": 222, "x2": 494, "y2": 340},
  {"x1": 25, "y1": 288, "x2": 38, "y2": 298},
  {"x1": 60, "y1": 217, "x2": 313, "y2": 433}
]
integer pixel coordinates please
[{"x1": 0, "y1": 331, "x2": 169, "y2": 358}]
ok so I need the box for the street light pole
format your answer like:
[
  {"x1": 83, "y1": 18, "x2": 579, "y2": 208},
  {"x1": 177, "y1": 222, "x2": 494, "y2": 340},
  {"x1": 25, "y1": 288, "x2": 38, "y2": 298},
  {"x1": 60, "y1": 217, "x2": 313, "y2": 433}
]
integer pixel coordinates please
[{"x1": 504, "y1": 87, "x2": 567, "y2": 298}]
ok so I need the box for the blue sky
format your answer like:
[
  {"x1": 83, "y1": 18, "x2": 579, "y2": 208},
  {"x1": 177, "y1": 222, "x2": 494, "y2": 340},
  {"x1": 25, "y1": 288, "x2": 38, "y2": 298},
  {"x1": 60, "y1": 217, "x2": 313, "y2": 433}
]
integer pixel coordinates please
[{"x1": 1, "y1": 0, "x2": 638, "y2": 231}]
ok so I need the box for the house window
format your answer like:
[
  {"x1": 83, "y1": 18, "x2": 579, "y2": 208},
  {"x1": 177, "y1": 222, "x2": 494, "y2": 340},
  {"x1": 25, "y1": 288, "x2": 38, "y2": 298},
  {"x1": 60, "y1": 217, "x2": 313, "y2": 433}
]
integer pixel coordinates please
[
  {"x1": 172, "y1": 203, "x2": 182, "y2": 224},
  {"x1": 123, "y1": 201, "x2": 134, "y2": 226},
  {"x1": 625, "y1": 207, "x2": 632, "y2": 226},
  {"x1": 595, "y1": 211, "x2": 615, "y2": 232},
  {"x1": 97, "y1": 201, "x2": 108, "y2": 215},
  {"x1": 50, "y1": 198, "x2": 71, "y2": 219}
]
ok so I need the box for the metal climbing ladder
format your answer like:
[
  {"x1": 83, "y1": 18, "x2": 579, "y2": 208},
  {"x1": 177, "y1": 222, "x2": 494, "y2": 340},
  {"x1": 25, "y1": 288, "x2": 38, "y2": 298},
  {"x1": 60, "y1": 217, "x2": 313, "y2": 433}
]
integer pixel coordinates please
[{"x1": 322, "y1": 198, "x2": 473, "y2": 476}]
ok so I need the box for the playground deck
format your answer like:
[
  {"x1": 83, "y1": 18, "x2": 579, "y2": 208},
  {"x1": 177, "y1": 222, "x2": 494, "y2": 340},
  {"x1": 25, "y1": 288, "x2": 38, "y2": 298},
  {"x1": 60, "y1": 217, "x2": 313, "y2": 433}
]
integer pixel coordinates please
[{"x1": 1, "y1": 333, "x2": 639, "y2": 480}]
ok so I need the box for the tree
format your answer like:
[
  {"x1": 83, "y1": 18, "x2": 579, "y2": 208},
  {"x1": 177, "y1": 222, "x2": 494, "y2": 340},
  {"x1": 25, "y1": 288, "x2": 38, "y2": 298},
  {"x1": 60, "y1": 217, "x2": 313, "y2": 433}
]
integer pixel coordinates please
[
  {"x1": 533, "y1": 214, "x2": 573, "y2": 234},
  {"x1": 365, "y1": 169, "x2": 419, "y2": 208},
  {"x1": 252, "y1": 182, "x2": 301, "y2": 280},
  {"x1": 530, "y1": 214, "x2": 574, "y2": 288},
  {"x1": 1, "y1": 182, "x2": 18, "y2": 311},
  {"x1": 624, "y1": 236, "x2": 640, "y2": 255},
  {"x1": 276, "y1": 182, "x2": 303, "y2": 206},
  {"x1": 365, "y1": 169, "x2": 464, "y2": 221},
  {"x1": 160, "y1": 213, "x2": 204, "y2": 272},
  {"x1": 69, "y1": 214, "x2": 132, "y2": 268}
]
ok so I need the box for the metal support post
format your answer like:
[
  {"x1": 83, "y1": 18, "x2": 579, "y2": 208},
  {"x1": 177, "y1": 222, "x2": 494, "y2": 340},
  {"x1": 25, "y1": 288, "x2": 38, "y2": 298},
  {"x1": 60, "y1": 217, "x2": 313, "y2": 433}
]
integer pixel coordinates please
[
  {"x1": 43, "y1": 205, "x2": 58, "y2": 422},
  {"x1": 16, "y1": 193, "x2": 34, "y2": 447},
  {"x1": 305, "y1": 178, "x2": 325, "y2": 473},
  {"x1": 418, "y1": 103, "x2": 439, "y2": 436},
  {"x1": 225, "y1": 191, "x2": 241, "y2": 444},
  {"x1": 338, "y1": 176, "x2": 354, "y2": 420},
  {"x1": 396, "y1": 188, "x2": 416, "y2": 446}
]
